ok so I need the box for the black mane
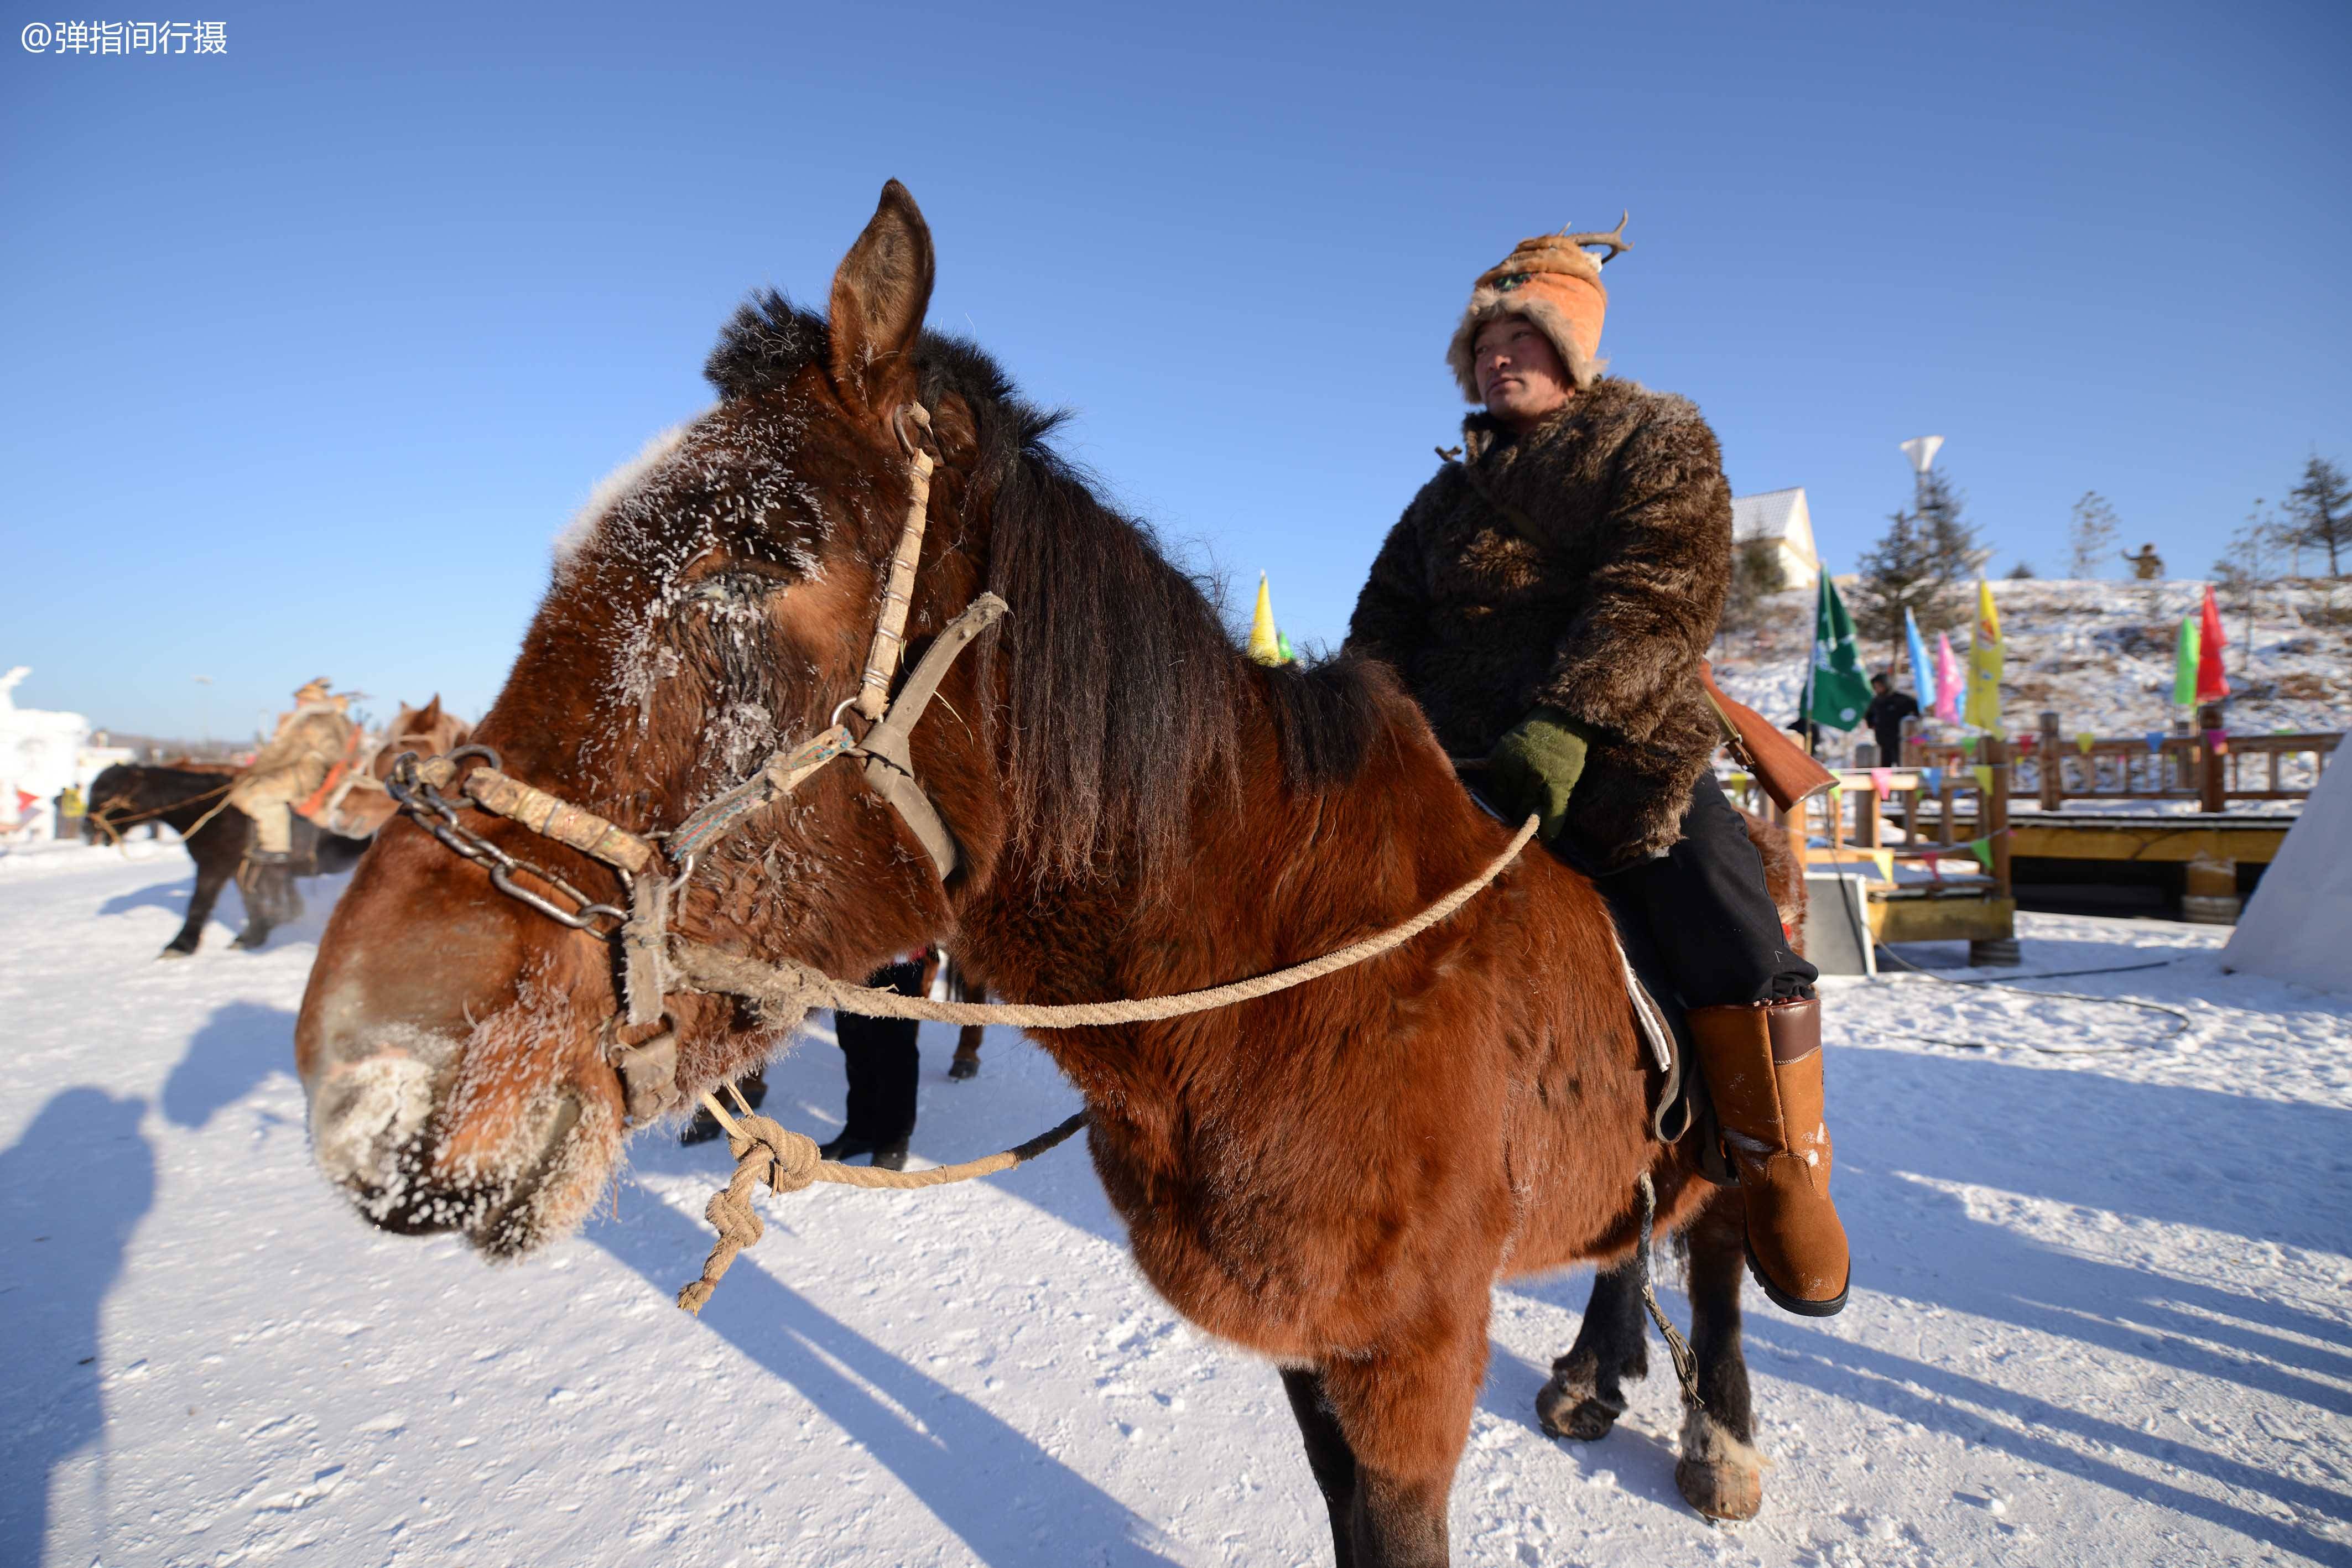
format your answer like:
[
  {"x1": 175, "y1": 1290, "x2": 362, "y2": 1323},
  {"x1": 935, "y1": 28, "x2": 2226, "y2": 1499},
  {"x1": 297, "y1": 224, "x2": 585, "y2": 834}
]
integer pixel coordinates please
[{"x1": 707, "y1": 290, "x2": 1388, "y2": 881}]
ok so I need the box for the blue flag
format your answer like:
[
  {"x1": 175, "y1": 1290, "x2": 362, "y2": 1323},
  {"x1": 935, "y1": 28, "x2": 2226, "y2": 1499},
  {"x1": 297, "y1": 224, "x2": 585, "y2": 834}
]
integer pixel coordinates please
[{"x1": 1905, "y1": 606, "x2": 1937, "y2": 713}]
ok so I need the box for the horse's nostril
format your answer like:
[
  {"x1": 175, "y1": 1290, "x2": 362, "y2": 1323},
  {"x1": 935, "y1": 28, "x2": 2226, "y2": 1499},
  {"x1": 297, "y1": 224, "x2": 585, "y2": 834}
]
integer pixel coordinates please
[{"x1": 309, "y1": 1051, "x2": 438, "y2": 1193}]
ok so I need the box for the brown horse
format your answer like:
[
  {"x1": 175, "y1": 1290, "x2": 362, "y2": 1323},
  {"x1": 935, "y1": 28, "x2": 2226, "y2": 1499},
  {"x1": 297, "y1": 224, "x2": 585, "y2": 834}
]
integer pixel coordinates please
[
  {"x1": 312, "y1": 696, "x2": 472, "y2": 838},
  {"x1": 295, "y1": 184, "x2": 1783, "y2": 1565}
]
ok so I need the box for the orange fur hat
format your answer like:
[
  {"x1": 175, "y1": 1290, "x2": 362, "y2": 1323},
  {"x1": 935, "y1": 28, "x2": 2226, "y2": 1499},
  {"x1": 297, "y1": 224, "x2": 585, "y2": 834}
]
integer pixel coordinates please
[{"x1": 1446, "y1": 216, "x2": 1631, "y2": 400}]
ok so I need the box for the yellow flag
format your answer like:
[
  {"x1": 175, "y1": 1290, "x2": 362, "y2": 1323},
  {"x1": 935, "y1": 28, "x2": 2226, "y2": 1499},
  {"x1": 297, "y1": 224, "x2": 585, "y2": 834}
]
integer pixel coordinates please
[
  {"x1": 1962, "y1": 578, "x2": 2002, "y2": 732},
  {"x1": 1248, "y1": 572, "x2": 1286, "y2": 665}
]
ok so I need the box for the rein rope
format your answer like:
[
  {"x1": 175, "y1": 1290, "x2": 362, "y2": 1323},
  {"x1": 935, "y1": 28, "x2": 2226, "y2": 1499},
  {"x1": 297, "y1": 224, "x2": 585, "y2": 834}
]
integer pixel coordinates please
[
  {"x1": 382, "y1": 397, "x2": 1542, "y2": 1314},
  {"x1": 86, "y1": 778, "x2": 236, "y2": 848}
]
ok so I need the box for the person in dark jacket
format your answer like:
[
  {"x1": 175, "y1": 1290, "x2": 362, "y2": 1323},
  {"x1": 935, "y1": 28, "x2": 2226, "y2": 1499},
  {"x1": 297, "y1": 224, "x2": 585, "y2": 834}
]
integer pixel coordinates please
[
  {"x1": 681, "y1": 956, "x2": 927, "y2": 1162},
  {"x1": 1345, "y1": 222, "x2": 1848, "y2": 1315},
  {"x1": 1864, "y1": 673, "x2": 1919, "y2": 765},
  {"x1": 817, "y1": 956, "x2": 929, "y2": 1170}
]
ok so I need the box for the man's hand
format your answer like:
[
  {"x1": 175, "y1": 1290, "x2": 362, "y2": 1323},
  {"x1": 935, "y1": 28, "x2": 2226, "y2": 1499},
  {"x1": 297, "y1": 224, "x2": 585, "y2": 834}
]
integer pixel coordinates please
[{"x1": 1485, "y1": 707, "x2": 1595, "y2": 843}]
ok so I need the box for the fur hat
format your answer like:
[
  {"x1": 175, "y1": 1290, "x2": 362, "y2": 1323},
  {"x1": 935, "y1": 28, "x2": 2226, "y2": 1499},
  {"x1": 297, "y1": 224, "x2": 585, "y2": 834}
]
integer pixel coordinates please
[
  {"x1": 294, "y1": 677, "x2": 332, "y2": 704},
  {"x1": 1446, "y1": 215, "x2": 1631, "y2": 402}
]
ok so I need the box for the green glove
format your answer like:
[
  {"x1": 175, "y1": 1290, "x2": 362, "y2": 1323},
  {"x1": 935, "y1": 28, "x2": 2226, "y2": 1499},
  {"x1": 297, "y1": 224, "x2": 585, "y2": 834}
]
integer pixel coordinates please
[{"x1": 1485, "y1": 707, "x2": 1594, "y2": 843}]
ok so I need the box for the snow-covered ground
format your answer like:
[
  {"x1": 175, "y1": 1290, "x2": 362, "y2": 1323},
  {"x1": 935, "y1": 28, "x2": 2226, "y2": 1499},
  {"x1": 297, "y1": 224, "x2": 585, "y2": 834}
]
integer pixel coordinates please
[
  {"x1": 6, "y1": 844, "x2": 2350, "y2": 1567},
  {"x1": 1711, "y1": 578, "x2": 2351, "y2": 769}
]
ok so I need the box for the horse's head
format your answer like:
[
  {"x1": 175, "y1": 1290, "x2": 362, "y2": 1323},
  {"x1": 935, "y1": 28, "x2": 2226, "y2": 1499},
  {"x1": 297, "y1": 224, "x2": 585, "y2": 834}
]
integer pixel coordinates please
[
  {"x1": 82, "y1": 763, "x2": 137, "y2": 842},
  {"x1": 294, "y1": 182, "x2": 1018, "y2": 1256},
  {"x1": 325, "y1": 697, "x2": 475, "y2": 838}
]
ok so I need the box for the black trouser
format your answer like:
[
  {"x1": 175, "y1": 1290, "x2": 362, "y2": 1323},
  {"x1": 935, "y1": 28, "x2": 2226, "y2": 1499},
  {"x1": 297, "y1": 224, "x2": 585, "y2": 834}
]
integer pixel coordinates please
[
  {"x1": 834, "y1": 960, "x2": 926, "y2": 1145},
  {"x1": 1591, "y1": 773, "x2": 1817, "y2": 1009}
]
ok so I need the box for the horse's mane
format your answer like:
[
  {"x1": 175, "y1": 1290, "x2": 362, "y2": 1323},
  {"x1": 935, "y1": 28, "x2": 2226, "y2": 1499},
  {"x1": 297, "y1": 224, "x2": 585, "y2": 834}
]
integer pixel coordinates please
[{"x1": 708, "y1": 292, "x2": 1389, "y2": 881}]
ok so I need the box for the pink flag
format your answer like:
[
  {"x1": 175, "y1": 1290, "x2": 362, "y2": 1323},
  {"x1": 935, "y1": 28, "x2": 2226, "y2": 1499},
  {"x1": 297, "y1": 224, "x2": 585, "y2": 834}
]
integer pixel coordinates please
[{"x1": 1933, "y1": 632, "x2": 1963, "y2": 725}]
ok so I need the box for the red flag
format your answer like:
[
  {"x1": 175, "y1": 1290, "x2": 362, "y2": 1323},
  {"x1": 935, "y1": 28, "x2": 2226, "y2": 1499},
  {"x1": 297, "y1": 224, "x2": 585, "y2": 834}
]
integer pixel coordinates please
[{"x1": 2195, "y1": 584, "x2": 2229, "y2": 702}]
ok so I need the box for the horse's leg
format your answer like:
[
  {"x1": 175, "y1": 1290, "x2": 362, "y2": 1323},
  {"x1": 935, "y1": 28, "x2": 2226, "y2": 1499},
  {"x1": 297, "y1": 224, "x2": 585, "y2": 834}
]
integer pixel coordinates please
[
  {"x1": 1318, "y1": 1319, "x2": 1483, "y2": 1567},
  {"x1": 948, "y1": 1022, "x2": 983, "y2": 1080},
  {"x1": 1281, "y1": 1367, "x2": 1360, "y2": 1568},
  {"x1": 165, "y1": 839, "x2": 232, "y2": 957},
  {"x1": 1673, "y1": 1188, "x2": 1765, "y2": 1521},
  {"x1": 1535, "y1": 1258, "x2": 1649, "y2": 1441}
]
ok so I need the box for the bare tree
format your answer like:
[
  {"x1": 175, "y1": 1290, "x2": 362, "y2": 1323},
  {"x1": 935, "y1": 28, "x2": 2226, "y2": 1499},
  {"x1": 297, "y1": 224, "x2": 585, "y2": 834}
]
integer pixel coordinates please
[
  {"x1": 2067, "y1": 492, "x2": 2119, "y2": 579},
  {"x1": 2284, "y1": 455, "x2": 2351, "y2": 579},
  {"x1": 2213, "y1": 503, "x2": 2289, "y2": 660}
]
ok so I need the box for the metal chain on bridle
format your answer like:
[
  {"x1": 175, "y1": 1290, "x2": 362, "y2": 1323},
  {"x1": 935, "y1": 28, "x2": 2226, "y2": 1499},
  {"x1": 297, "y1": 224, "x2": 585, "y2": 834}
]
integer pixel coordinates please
[{"x1": 383, "y1": 398, "x2": 1542, "y2": 1315}]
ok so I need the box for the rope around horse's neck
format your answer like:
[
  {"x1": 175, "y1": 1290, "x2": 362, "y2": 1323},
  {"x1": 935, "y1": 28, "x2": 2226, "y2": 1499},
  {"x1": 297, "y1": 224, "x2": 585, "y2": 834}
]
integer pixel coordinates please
[
  {"x1": 87, "y1": 778, "x2": 237, "y2": 851},
  {"x1": 669, "y1": 812, "x2": 1539, "y2": 1314},
  {"x1": 668, "y1": 812, "x2": 1542, "y2": 1030}
]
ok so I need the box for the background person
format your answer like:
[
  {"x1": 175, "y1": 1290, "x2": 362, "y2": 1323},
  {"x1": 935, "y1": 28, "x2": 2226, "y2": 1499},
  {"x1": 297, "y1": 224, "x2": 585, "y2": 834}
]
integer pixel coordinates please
[
  {"x1": 1865, "y1": 671, "x2": 1919, "y2": 765},
  {"x1": 223, "y1": 678, "x2": 355, "y2": 923}
]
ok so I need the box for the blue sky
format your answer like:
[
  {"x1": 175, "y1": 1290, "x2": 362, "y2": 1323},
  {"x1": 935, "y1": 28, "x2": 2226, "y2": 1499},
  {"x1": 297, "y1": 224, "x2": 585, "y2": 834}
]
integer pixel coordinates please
[{"x1": 4, "y1": 0, "x2": 2346, "y2": 738}]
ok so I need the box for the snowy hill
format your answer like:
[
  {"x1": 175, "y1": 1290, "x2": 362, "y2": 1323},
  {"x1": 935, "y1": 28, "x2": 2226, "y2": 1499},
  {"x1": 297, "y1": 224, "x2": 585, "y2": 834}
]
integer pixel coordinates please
[{"x1": 1709, "y1": 579, "x2": 2351, "y2": 761}]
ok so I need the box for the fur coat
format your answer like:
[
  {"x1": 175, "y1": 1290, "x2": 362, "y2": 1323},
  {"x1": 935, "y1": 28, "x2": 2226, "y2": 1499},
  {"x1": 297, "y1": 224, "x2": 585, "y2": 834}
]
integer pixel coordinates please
[{"x1": 1345, "y1": 378, "x2": 1732, "y2": 871}]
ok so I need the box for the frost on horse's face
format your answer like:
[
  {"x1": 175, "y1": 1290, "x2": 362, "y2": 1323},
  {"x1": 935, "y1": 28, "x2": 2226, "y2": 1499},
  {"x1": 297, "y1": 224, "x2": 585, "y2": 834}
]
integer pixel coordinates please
[{"x1": 294, "y1": 197, "x2": 985, "y2": 1257}]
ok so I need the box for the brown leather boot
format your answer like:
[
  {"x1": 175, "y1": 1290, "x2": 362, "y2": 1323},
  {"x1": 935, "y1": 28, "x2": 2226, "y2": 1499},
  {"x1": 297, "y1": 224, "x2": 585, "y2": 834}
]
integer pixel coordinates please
[{"x1": 1689, "y1": 998, "x2": 1850, "y2": 1316}]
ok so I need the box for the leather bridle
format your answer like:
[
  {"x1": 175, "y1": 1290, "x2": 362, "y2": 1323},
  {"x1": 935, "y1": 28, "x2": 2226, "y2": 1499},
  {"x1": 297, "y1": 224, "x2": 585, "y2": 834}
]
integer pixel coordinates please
[{"x1": 383, "y1": 402, "x2": 1002, "y2": 1123}]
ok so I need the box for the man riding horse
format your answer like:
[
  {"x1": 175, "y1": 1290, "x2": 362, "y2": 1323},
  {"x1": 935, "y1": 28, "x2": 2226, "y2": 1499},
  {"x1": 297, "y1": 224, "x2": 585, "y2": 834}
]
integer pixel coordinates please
[
  {"x1": 1345, "y1": 221, "x2": 1851, "y2": 1316},
  {"x1": 225, "y1": 677, "x2": 358, "y2": 923}
]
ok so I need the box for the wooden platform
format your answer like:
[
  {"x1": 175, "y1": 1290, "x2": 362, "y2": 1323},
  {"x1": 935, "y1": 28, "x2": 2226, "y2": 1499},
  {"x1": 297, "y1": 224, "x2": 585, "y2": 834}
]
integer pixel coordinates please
[{"x1": 2001, "y1": 811, "x2": 2295, "y2": 865}]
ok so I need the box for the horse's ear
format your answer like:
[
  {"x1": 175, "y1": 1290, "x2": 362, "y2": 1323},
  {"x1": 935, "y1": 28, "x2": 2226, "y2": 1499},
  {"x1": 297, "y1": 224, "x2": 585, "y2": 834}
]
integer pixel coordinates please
[
  {"x1": 828, "y1": 179, "x2": 934, "y2": 418},
  {"x1": 417, "y1": 695, "x2": 441, "y2": 728}
]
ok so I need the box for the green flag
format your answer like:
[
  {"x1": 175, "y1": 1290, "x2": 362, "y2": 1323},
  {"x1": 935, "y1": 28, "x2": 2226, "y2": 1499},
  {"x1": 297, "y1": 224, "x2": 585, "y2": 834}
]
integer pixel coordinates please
[
  {"x1": 1808, "y1": 571, "x2": 1873, "y2": 732},
  {"x1": 2171, "y1": 615, "x2": 2199, "y2": 707}
]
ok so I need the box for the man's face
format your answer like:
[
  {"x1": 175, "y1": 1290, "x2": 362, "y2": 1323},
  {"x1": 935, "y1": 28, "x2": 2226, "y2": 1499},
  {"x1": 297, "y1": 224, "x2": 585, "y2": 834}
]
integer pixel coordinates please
[{"x1": 1474, "y1": 315, "x2": 1574, "y2": 427}]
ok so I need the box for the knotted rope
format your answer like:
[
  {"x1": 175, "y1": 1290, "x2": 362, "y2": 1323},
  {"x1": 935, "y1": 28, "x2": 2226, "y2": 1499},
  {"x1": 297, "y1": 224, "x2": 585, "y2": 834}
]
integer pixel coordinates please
[{"x1": 675, "y1": 1086, "x2": 1086, "y2": 1314}]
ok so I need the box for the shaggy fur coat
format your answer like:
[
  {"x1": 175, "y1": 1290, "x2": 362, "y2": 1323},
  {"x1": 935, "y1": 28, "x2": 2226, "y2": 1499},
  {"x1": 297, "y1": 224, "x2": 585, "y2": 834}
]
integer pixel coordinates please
[{"x1": 1346, "y1": 378, "x2": 1733, "y2": 870}]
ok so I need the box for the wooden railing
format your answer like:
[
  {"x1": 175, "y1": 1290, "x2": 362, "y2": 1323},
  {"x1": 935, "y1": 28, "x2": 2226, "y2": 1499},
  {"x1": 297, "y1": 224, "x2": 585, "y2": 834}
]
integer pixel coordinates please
[
  {"x1": 1902, "y1": 709, "x2": 2337, "y2": 813},
  {"x1": 1725, "y1": 748, "x2": 2013, "y2": 903}
]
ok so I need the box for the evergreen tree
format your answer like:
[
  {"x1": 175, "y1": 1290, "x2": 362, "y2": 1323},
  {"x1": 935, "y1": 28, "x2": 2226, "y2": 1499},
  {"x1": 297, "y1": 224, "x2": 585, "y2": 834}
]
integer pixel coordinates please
[
  {"x1": 2285, "y1": 455, "x2": 2351, "y2": 579},
  {"x1": 2067, "y1": 492, "x2": 2119, "y2": 579},
  {"x1": 2006, "y1": 559, "x2": 2037, "y2": 580},
  {"x1": 1719, "y1": 539, "x2": 1789, "y2": 635},
  {"x1": 1917, "y1": 468, "x2": 1985, "y2": 585},
  {"x1": 1851, "y1": 467, "x2": 1978, "y2": 654}
]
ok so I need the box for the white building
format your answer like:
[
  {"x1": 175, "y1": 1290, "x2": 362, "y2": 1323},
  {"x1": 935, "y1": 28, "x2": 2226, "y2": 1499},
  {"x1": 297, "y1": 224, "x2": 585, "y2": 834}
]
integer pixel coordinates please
[
  {"x1": 1731, "y1": 486, "x2": 1820, "y2": 588},
  {"x1": 0, "y1": 668, "x2": 132, "y2": 841}
]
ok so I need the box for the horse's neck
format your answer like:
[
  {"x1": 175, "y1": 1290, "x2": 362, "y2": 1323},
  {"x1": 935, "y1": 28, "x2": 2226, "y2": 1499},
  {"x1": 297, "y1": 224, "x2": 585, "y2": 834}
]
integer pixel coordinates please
[{"x1": 968, "y1": 675, "x2": 1514, "y2": 1081}]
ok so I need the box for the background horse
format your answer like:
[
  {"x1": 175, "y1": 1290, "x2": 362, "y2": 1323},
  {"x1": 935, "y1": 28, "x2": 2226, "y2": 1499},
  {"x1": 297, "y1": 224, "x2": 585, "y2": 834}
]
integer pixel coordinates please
[
  {"x1": 84, "y1": 763, "x2": 361, "y2": 954},
  {"x1": 84, "y1": 698, "x2": 468, "y2": 956},
  {"x1": 313, "y1": 696, "x2": 472, "y2": 838},
  {"x1": 295, "y1": 184, "x2": 1801, "y2": 1565}
]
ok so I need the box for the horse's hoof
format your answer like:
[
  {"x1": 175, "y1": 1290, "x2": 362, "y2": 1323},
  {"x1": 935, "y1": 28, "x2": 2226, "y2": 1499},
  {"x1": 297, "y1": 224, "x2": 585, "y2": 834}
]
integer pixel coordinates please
[
  {"x1": 231, "y1": 933, "x2": 267, "y2": 951},
  {"x1": 1676, "y1": 1456, "x2": 1763, "y2": 1520},
  {"x1": 1675, "y1": 1407, "x2": 1764, "y2": 1521},
  {"x1": 948, "y1": 1058, "x2": 979, "y2": 1081},
  {"x1": 1535, "y1": 1369, "x2": 1623, "y2": 1442},
  {"x1": 157, "y1": 946, "x2": 194, "y2": 961}
]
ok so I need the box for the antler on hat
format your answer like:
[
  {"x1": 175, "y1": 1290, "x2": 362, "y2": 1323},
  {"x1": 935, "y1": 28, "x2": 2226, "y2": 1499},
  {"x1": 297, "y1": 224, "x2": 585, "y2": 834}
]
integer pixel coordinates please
[{"x1": 1446, "y1": 213, "x2": 1631, "y2": 402}]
